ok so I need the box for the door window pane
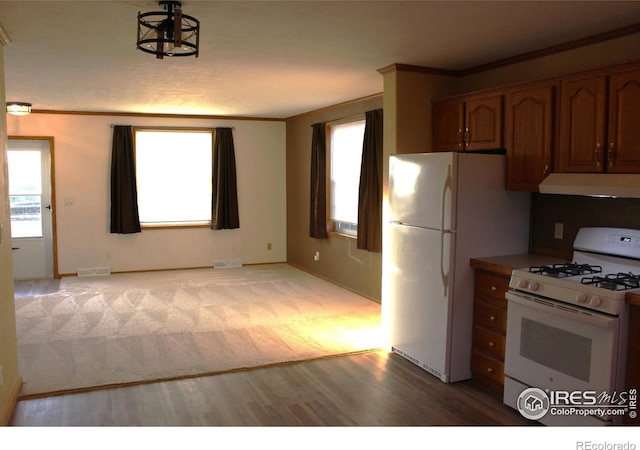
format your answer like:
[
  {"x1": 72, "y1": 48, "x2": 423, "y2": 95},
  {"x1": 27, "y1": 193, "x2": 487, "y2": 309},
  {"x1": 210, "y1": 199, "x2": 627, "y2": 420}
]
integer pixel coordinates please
[{"x1": 8, "y1": 151, "x2": 43, "y2": 238}]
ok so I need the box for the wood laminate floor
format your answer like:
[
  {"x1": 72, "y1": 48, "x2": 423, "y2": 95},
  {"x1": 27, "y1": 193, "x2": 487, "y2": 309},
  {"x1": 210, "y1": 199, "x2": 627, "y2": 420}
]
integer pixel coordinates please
[{"x1": 10, "y1": 350, "x2": 533, "y2": 426}]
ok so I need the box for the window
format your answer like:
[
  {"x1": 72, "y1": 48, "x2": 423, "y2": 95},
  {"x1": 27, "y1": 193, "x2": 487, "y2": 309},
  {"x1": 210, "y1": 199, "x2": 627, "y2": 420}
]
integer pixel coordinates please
[
  {"x1": 135, "y1": 129, "x2": 213, "y2": 227},
  {"x1": 327, "y1": 118, "x2": 365, "y2": 238}
]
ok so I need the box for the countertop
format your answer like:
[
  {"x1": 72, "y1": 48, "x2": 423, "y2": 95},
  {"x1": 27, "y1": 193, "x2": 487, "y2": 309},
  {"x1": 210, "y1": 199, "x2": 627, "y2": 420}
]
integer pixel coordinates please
[
  {"x1": 627, "y1": 293, "x2": 640, "y2": 307},
  {"x1": 469, "y1": 253, "x2": 568, "y2": 277},
  {"x1": 470, "y1": 253, "x2": 640, "y2": 306}
]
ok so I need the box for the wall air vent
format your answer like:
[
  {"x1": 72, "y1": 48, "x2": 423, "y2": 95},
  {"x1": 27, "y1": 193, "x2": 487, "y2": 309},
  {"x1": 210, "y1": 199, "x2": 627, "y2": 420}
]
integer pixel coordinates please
[
  {"x1": 213, "y1": 260, "x2": 243, "y2": 269},
  {"x1": 77, "y1": 267, "x2": 111, "y2": 277}
]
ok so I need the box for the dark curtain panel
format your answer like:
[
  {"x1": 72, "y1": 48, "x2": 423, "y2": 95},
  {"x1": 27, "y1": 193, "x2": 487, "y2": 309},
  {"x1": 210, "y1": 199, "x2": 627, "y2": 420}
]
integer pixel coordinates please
[
  {"x1": 211, "y1": 127, "x2": 240, "y2": 230},
  {"x1": 357, "y1": 109, "x2": 383, "y2": 252},
  {"x1": 309, "y1": 122, "x2": 328, "y2": 239},
  {"x1": 110, "y1": 125, "x2": 141, "y2": 234}
]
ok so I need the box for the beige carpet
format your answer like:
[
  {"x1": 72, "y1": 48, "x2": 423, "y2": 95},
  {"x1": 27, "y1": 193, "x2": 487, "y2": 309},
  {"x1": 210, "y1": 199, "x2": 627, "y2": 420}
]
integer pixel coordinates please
[{"x1": 14, "y1": 264, "x2": 382, "y2": 398}]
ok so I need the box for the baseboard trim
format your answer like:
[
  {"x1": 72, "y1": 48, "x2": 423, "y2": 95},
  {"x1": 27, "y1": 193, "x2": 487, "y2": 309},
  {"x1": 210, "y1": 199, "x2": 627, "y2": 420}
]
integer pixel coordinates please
[
  {"x1": 57, "y1": 261, "x2": 288, "y2": 278},
  {"x1": 0, "y1": 377, "x2": 23, "y2": 426}
]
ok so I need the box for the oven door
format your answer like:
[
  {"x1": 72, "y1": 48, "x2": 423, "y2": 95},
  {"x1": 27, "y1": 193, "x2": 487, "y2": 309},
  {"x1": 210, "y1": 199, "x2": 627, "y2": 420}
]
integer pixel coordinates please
[{"x1": 505, "y1": 291, "x2": 619, "y2": 394}]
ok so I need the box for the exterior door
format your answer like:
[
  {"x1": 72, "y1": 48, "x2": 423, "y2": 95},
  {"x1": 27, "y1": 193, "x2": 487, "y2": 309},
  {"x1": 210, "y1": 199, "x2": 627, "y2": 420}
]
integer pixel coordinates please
[{"x1": 8, "y1": 138, "x2": 57, "y2": 279}]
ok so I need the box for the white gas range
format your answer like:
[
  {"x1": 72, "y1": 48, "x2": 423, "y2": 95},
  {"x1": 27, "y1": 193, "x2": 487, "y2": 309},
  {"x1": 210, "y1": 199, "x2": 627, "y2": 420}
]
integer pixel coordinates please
[{"x1": 503, "y1": 227, "x2": 638, "y2": 426}]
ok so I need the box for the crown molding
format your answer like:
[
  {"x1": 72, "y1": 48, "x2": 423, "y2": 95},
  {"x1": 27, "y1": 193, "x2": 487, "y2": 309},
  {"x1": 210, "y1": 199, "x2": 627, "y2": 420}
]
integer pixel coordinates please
[
  {"x1": 377, "y1": 63, "x2": 461, "y2": 77},
  {"x1": 377, "y1": 23, "x2": 640, "y2": 79}
]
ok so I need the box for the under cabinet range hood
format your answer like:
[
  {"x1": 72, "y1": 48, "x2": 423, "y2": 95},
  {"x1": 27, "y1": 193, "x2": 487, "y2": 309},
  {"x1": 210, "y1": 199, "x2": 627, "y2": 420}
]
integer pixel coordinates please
[{"x1": 539, "y1": 173, "x2": 640, "y2": 198}]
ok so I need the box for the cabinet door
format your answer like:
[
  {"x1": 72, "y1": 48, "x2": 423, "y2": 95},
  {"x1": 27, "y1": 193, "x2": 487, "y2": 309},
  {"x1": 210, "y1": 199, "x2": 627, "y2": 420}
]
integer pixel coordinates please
[
  {"x1": 432, "y1": 99, "x2": 464, "y2": 151},
  {"x1": 557, "y1": 76, "x2": 607, "y2": 172},
  {"x1": 608, "y1": 69, "x2": 640, "y2": 173},
  {"x1": 505, "y1": 85, "x2": 555, "y2": 191},
  {"x1": 465, "y1": 95, "x2": 503, "y2": 151}
]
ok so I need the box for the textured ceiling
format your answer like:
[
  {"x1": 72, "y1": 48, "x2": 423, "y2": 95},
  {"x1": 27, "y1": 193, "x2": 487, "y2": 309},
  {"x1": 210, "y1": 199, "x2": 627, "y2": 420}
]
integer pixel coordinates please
[{"x1": 2, "y1": 1, "x2": 640, "y2": 118}]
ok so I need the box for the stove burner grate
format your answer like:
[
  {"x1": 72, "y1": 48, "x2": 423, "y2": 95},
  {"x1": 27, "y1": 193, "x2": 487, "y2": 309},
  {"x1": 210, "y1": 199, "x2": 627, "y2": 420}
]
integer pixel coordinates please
[
  {"x1": 529, "y1": 263, "x2": 603, "y2": 278},
  {"x1": 581, "y1": 272, "x2": 640, "y2": 291}
]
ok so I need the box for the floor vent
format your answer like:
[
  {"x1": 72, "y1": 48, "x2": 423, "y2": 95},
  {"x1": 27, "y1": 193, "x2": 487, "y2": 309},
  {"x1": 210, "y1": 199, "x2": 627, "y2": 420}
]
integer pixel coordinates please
[
  {"x1": 213, "y1": 260, "x2": 243, "y2": 269},
  {"x1": 77, "y1": 267, "x2": 111, "y2": 277}
]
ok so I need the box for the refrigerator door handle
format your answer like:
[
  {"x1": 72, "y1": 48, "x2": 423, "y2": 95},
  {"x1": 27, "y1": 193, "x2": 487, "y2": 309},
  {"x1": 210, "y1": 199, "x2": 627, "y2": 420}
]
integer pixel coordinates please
[{"x1": 440, "y1": 164, "x2": 453, "y2": 297}]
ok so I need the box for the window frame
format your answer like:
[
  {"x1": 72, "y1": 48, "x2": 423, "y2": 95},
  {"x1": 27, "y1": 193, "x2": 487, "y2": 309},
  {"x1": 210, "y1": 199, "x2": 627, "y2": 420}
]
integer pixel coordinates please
[
  {"x1": 133, "y1": 126, "x2": 214, "y2": 230},
  {"x1": 325, "y1": 115, "x2": 365, "y2": 241}
]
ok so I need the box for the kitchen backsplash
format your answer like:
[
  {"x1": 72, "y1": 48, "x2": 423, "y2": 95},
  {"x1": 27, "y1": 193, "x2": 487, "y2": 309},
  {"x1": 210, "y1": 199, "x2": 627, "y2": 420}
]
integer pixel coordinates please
[{"x1": 531, "y1": 193, "x2": 640, "y2": 259}]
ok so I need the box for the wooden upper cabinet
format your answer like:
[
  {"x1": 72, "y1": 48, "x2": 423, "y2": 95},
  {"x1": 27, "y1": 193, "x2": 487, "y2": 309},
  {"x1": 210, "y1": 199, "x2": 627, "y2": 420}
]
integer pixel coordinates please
[
  {"x1": 432, "y1": 94, "x2": 503, "y2": 152},
  {"x1": 432, "y1": 100, "x2": 464, "y2": 151},
  {"x1": 465, "y1": 95, "x2": 503, "y2": 151},
  {"x1": 433, "y1": 62, "x2": 640, "y2": 185},
  {"x1": 608, "y1": 69, "x2": 640, "y2": 173},
  {"x1": 505, "y1": 85, "x2": 555, "y2": 192},
  {"x1": 557, "y1": 76, "x2": 607, "y2": 172}
]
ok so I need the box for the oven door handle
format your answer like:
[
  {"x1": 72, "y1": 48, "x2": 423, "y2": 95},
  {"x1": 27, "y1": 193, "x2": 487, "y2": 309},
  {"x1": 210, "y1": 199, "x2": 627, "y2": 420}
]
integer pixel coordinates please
[{"x1": 506, "y1": 291, "x2": 616, "y2": 329}]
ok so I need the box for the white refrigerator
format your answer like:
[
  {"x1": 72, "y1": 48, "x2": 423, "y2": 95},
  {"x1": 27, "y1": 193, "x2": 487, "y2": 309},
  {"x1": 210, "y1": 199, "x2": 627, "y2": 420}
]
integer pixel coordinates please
[{"x1": 384, "y1": 152, "x2": 530, "y2": 382}]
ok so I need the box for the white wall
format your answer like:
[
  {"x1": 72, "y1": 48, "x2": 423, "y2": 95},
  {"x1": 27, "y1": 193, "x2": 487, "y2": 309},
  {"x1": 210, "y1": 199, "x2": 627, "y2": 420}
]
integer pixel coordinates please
[
  {"x1": 6, "y1": 113, "x2": 287, "y2": 275},
  {"x1": 0, "y1": 37, "x2": 21, "y2": 426}
]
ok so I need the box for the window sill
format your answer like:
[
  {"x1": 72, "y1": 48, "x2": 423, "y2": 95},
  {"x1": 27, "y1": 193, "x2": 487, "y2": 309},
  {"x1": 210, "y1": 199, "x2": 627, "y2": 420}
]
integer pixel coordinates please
[
  {"x1": 141, "y1": 222, "x2": 211, "y2": 230},
  {"x1": 328, "y1": 231, "x2": 357, "y2": 243}
]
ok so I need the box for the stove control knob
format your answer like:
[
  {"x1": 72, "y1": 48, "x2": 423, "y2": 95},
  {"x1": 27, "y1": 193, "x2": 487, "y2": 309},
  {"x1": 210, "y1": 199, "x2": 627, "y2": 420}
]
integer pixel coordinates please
[
  {"x1": 576, "y1": 293, "x2": 587, "y2": 303},
  {"x1": 529, "y1": 282, "x2": 539, "y2": 292},
  {"x1": 517, "y1": 279, "x2": 528, "y2": 289},
  {"x1": 590, "y1": 296, "x2": 601, "y2": 307}
]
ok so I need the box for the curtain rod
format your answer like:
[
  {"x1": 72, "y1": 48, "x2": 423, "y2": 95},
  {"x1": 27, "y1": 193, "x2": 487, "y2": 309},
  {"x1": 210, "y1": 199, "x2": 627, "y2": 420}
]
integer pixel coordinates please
[
  {"x1": 313, "y1": 110, "x2": 372, "y2": 128},
  {"x1": 110, "y1": 125, "x2": 235, "y2": 130}
]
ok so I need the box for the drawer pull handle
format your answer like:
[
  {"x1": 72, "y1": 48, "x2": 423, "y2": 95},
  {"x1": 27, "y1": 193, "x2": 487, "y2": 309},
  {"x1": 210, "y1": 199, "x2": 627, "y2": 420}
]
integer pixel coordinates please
[
  {"x1": 490, "y1": 315, "x2": 496, "y2": 321},
  {"x1": 487, "y1": 367, "x2": 494, "y2": 373},
  {"x1": 491, "y1": 285, "x2": 498, "y2": 292},
  {"x1": 488, "y1": 341, "x2": 495, "y2": 347}
]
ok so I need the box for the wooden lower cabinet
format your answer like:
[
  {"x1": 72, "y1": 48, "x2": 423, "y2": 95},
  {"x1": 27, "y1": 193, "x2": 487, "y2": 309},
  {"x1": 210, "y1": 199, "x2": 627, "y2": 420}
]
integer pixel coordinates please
[{"x1": 472, "y1": 269, "x2": 510, "y2": 395}]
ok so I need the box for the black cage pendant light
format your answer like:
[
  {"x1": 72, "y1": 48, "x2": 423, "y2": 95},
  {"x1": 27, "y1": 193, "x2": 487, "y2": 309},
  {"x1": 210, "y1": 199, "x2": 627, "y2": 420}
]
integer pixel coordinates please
[{"x1": 137, "y1": 1, "x2": 200, "y2": 59}]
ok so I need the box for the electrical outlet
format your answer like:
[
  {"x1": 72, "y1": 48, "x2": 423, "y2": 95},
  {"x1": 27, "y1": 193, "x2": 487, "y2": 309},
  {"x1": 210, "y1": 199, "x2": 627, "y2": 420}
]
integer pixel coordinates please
[
  {"x1": 267, "y1": 243, "x2": 272, "y2": 250},
  {"x1": 554, "y1": 223, "x2": 564, "y2": 240},
  {"x1": 314, "y1": 251, "x2": 320, "y2": 261}
]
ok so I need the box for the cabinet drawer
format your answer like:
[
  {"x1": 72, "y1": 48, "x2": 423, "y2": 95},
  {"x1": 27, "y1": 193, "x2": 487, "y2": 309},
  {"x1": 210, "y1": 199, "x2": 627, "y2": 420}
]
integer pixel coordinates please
[
  {"x1": 473, "y1": 301, "x2": 507, "y2": 333},
  {"x1": 474, "y1": 271, "x2": 510, "y2": 304},
  {"x1": 472, "y1": 351, "x2": 505, "y2": 386},
  {"x1": 473, "y1": 326, "x2": 506, "y2": 360}
]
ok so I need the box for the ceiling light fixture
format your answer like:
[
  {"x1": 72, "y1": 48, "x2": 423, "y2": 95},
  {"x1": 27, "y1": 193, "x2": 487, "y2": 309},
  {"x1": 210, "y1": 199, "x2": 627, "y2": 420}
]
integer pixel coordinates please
[
  {"x1": 137, "y1": 1, "x2": 200, "y2": 59},
  {"x1": 6, "y1": 102, "x2": 32, "y2": 116}
]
